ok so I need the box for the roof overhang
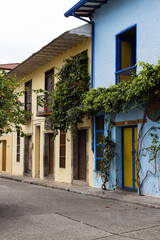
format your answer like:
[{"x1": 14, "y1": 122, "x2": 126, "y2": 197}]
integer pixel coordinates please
[
  {"x1": 64, "y1": 0, "x2": 108, "y2": 18},
  {"x1": 10, "y1": 24, "x2": 91, "y2": 80}
]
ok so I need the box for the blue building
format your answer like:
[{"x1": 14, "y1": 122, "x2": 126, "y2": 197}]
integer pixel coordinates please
[{"x1": 65, "y1": 0, "x2": 160, "y2": 197}]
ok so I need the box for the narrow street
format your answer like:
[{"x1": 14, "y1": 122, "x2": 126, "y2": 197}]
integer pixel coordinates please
[{"x1": 0, "y1": 178, "x2": 160, "y2": 240}]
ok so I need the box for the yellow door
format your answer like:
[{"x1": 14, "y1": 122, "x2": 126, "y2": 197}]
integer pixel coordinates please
[{"x1": 123, "y1": 127, "x2": 138, "y2": 190}]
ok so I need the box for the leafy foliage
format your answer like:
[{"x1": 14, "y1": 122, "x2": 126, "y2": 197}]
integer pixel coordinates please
[
  {"x1": 0, "y1": 70, "x2": 28, "y2": 136},
  {"x1": 50, "y1": 51, "x2": 90, "y2": 138},
  {"x1": 101, "y1": 126, "x2": 116, "y2": 190},
  {"x1": 78, "y1": 60, "x2": 160, "y2": 189},
  {"x1": 81, "y1": 61, "x2": 160, "y2": 117},
  {"x1": 36, "y1": 57, "x2": 160, "y2": 190}
]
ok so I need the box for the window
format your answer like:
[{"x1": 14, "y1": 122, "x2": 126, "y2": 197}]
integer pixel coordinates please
[
  {"x1": 116, "y1": 26, "x2": 136, "y2": 83},
  {"x1": 25, "y1": 80, "x2": 32, "y2": 114},
  {"x1": 59, "y1": 130, "x2": 66, "y2": 168},
  {"x1": 45, "y1": 68, "x2": 54, "y2": 112},
  {"x1": 17, "y1": 132, "x2": 20, "y2": 162},
  {"x1": 95, "y1": 116, "x2": 104, "y2": 171}
]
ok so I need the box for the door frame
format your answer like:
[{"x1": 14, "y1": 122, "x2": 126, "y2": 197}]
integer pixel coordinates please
[
  {"x1": 24, "y1": 135, "x2": 32, "y2": 176},
  {"x1": 2, "y1": 140, "x2": 6, "y2": 171},
  {"x1": 78, "y1": 129, "x2": 87, "y2": 180},
  {"x1": 44, "y1": 132, "x2": 54, "y2": 177},
  {"x1": 72, "y1": 128, "x2": 89, "y2": 183},
  {"x1": 122, "y1": 125, "x2": 137, "y2": 190}
]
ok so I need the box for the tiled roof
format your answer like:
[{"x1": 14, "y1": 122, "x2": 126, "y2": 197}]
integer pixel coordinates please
[{"x1": 0, "y1": 63, "x2": 19, "y2": 70}]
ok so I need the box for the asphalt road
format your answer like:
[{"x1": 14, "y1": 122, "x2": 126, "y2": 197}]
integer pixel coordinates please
[{"x1": 0, "y1": 178, "x2": 160, "y2": 240}]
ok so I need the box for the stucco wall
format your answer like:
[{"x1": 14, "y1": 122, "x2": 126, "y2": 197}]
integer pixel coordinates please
[
  {"x1": 92, "y1": 0, "x2": 160, "y2": 196},
  {"x1": 12, "y1": 37, "x2": 93, "y2": 186},
  {"x1": 0, "y1": 134, "x2": 13, "y2": 174},
  {"x1": 93, "y1": 0, "x2": 160, "y2": 88},
  {"x1": 93, "y1": 108, "x2": 160, "y2": 196}
]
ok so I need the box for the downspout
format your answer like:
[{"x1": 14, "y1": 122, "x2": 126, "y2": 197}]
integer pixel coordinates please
[{"x1": 72, "y1": 13, "x2": 95, "y2": 151}]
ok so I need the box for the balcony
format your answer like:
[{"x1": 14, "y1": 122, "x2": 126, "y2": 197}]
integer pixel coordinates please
[
  {"x1": 25, "y1": 103, "x2": 32, "y2": 120},
  {"x1": 116, "y1": 65, "x2": 136, "y2": 83},
  {"x1": 36, "y1": 95, "x2": 53, "y2": 117}
]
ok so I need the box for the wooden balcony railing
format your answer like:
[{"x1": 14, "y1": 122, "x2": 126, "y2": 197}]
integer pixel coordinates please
[
  {"x1": 24, "y1": 103, "x2": 32, "y2": 120},
  {"x1": 36, "y1": 95, "x2": 53, "y2": 117}
]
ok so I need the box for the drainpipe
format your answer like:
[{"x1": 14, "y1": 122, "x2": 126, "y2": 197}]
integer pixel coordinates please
[{"x1": 72, "y1": 13, "x2": 95, "y2": 151}]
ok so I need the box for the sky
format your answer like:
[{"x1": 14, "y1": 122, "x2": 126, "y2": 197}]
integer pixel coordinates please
[{"x1": 0, "y1": 0, "x2": 84, "y2": 64}]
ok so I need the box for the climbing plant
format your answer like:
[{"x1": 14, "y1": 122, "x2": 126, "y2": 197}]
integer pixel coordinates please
[
  {"x1": 36, "y1": 55, "x2": 160, "y2": 193},
  {"x1": 101, "y1": 123, "x2": 116, "y2": 190},
  {"x1": 50, "y1": 51, "x2": 90, "y2": 138},
  {"x1": 81, "y1": 61, "x2": 160, "y2": 116},
  {"x1": 137, "y1": 124, "x2": 160, "y2": 195}
]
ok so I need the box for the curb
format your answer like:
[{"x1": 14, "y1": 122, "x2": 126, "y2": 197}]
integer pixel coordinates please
[{"x1": 1, "y1": 174, "x2": 160, "y2": 209}]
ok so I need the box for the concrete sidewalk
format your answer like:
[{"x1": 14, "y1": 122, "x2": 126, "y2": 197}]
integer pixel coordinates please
[{"x1": 1, "y1": 173, "x2": 160, "y2": 209}]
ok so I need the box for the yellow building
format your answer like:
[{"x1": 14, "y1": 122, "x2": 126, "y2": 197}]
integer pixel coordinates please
[
  {"x1": 0, "y1": 63, "x2": 19, "y2": 175},
  {"x1": 8, "y1": 24, "x2": 93, "y2": 186}
]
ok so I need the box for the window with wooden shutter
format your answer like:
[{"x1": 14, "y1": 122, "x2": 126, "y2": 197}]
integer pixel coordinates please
[
  {"x1": 45, "y1": 68, "x2": 54, "y2": 112},
  {"x1": 59, "y1": 130, "x2": 66, "y2": 168},
  {"x1": 25, "y1": 80, "x2": 32, "y2": 115},
  {"x1": 44, "y1": 133, "x2": 49, "y2": 176},
  {"x1": 17, "y1": 132, "x2": 20, "y2": 162}
]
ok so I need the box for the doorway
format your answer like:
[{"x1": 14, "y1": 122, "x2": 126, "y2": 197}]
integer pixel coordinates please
[
  {"x1": 122, "y1": 126, "x2": 138, "y2": 190},
  {"x1": 2, "y1": 140, "x2": 6, "y2": 171},
  {"x1": 73, "y1": 129, "x2": 87, "y2": 181},
  {"x1": 44, "y1": 133, "x2": 54, "y2": 177},
  {"x1": 78, "y1": 130, "x2": 86, "y2": 180},
  {"x1": 35, "y1": 126, "x2": 40, "y2": 177},
  {"x1": 24, "y1": 136, "x2": 32, "y2": 176}
]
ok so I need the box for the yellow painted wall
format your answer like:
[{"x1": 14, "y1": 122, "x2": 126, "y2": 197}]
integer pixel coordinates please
[
  {"x1": 0, "y1": 134, "x2": 13, "y2": 174},
  {"x1": 12, "y1": 37, "x2": 93, "y2": 186}
]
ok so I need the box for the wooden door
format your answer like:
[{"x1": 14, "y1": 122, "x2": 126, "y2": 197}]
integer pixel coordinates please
[
  {"x1": 24, "y1": 136, "x2": 32, "y2": 174},
  {"x1": 78, "y1": 130, "x2": 86, "y2": 180},
  {"x1": 44, "y1": 133, "x2": 54, "y2": 176},
  {"x1": 49, "y1": 134, "x2": 54, "y2": 174},
  {"x1": 35, "y1": 126, "x2": 40, "y2": 177},
  {"x1": 122, "y1": 126, "x2": 137, "y2": 190},
  {"x1": 2, "y1": 141, "x2": 6, "y2": 171},
  {"x1": 28, "y1": 136, "x2": 32, "y2": 172}
]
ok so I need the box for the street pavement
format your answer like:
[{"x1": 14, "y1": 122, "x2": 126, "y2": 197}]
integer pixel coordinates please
[
  {"x1": 1, "y1": 173, "x2": 160, "y2": 209},
  {"x1": 0, "y1": 178, "x2": 160, "y2": 240}
]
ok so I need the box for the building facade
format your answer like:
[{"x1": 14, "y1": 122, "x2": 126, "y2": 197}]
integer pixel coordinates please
[
  {"x1": 65, "y1": 0, "x2": 160, "y2": 196},
  {"x1": 5, "y1": 24, "x2": 93, "y2": 186},
  {"x1": 0, "y1": 63, "x2": 19, "y2": 175}
]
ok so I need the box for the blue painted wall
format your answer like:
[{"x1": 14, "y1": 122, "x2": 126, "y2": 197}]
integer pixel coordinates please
[
  {"x1": 93, "y1": 0, "x2": 160, "y2": 88},
  {"x1": 92, "y1": 0, "x2": 160, "y2": 196}
]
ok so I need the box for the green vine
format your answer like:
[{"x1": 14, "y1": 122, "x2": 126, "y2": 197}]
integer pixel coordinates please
[
  {"x1": 101, "y1": 123, "x2": 116, "y2": 190},
  {"x1": 50, "y1": 51, "x2": 90, "y2": 138},
  {"x1": 35, "y1": 56, "x2": 160, "y2": 193},
  {"x1": 137, "y1": 125, "x2": 160, "y2": 195}
]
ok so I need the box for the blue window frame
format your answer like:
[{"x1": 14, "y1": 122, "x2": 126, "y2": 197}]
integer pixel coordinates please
[
  {"x1": 116, "y1": 25, "x2": 137, "y2": 84},
  {"x1": 95, "y1": 116, "x2": 104, "y2": 171}
]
